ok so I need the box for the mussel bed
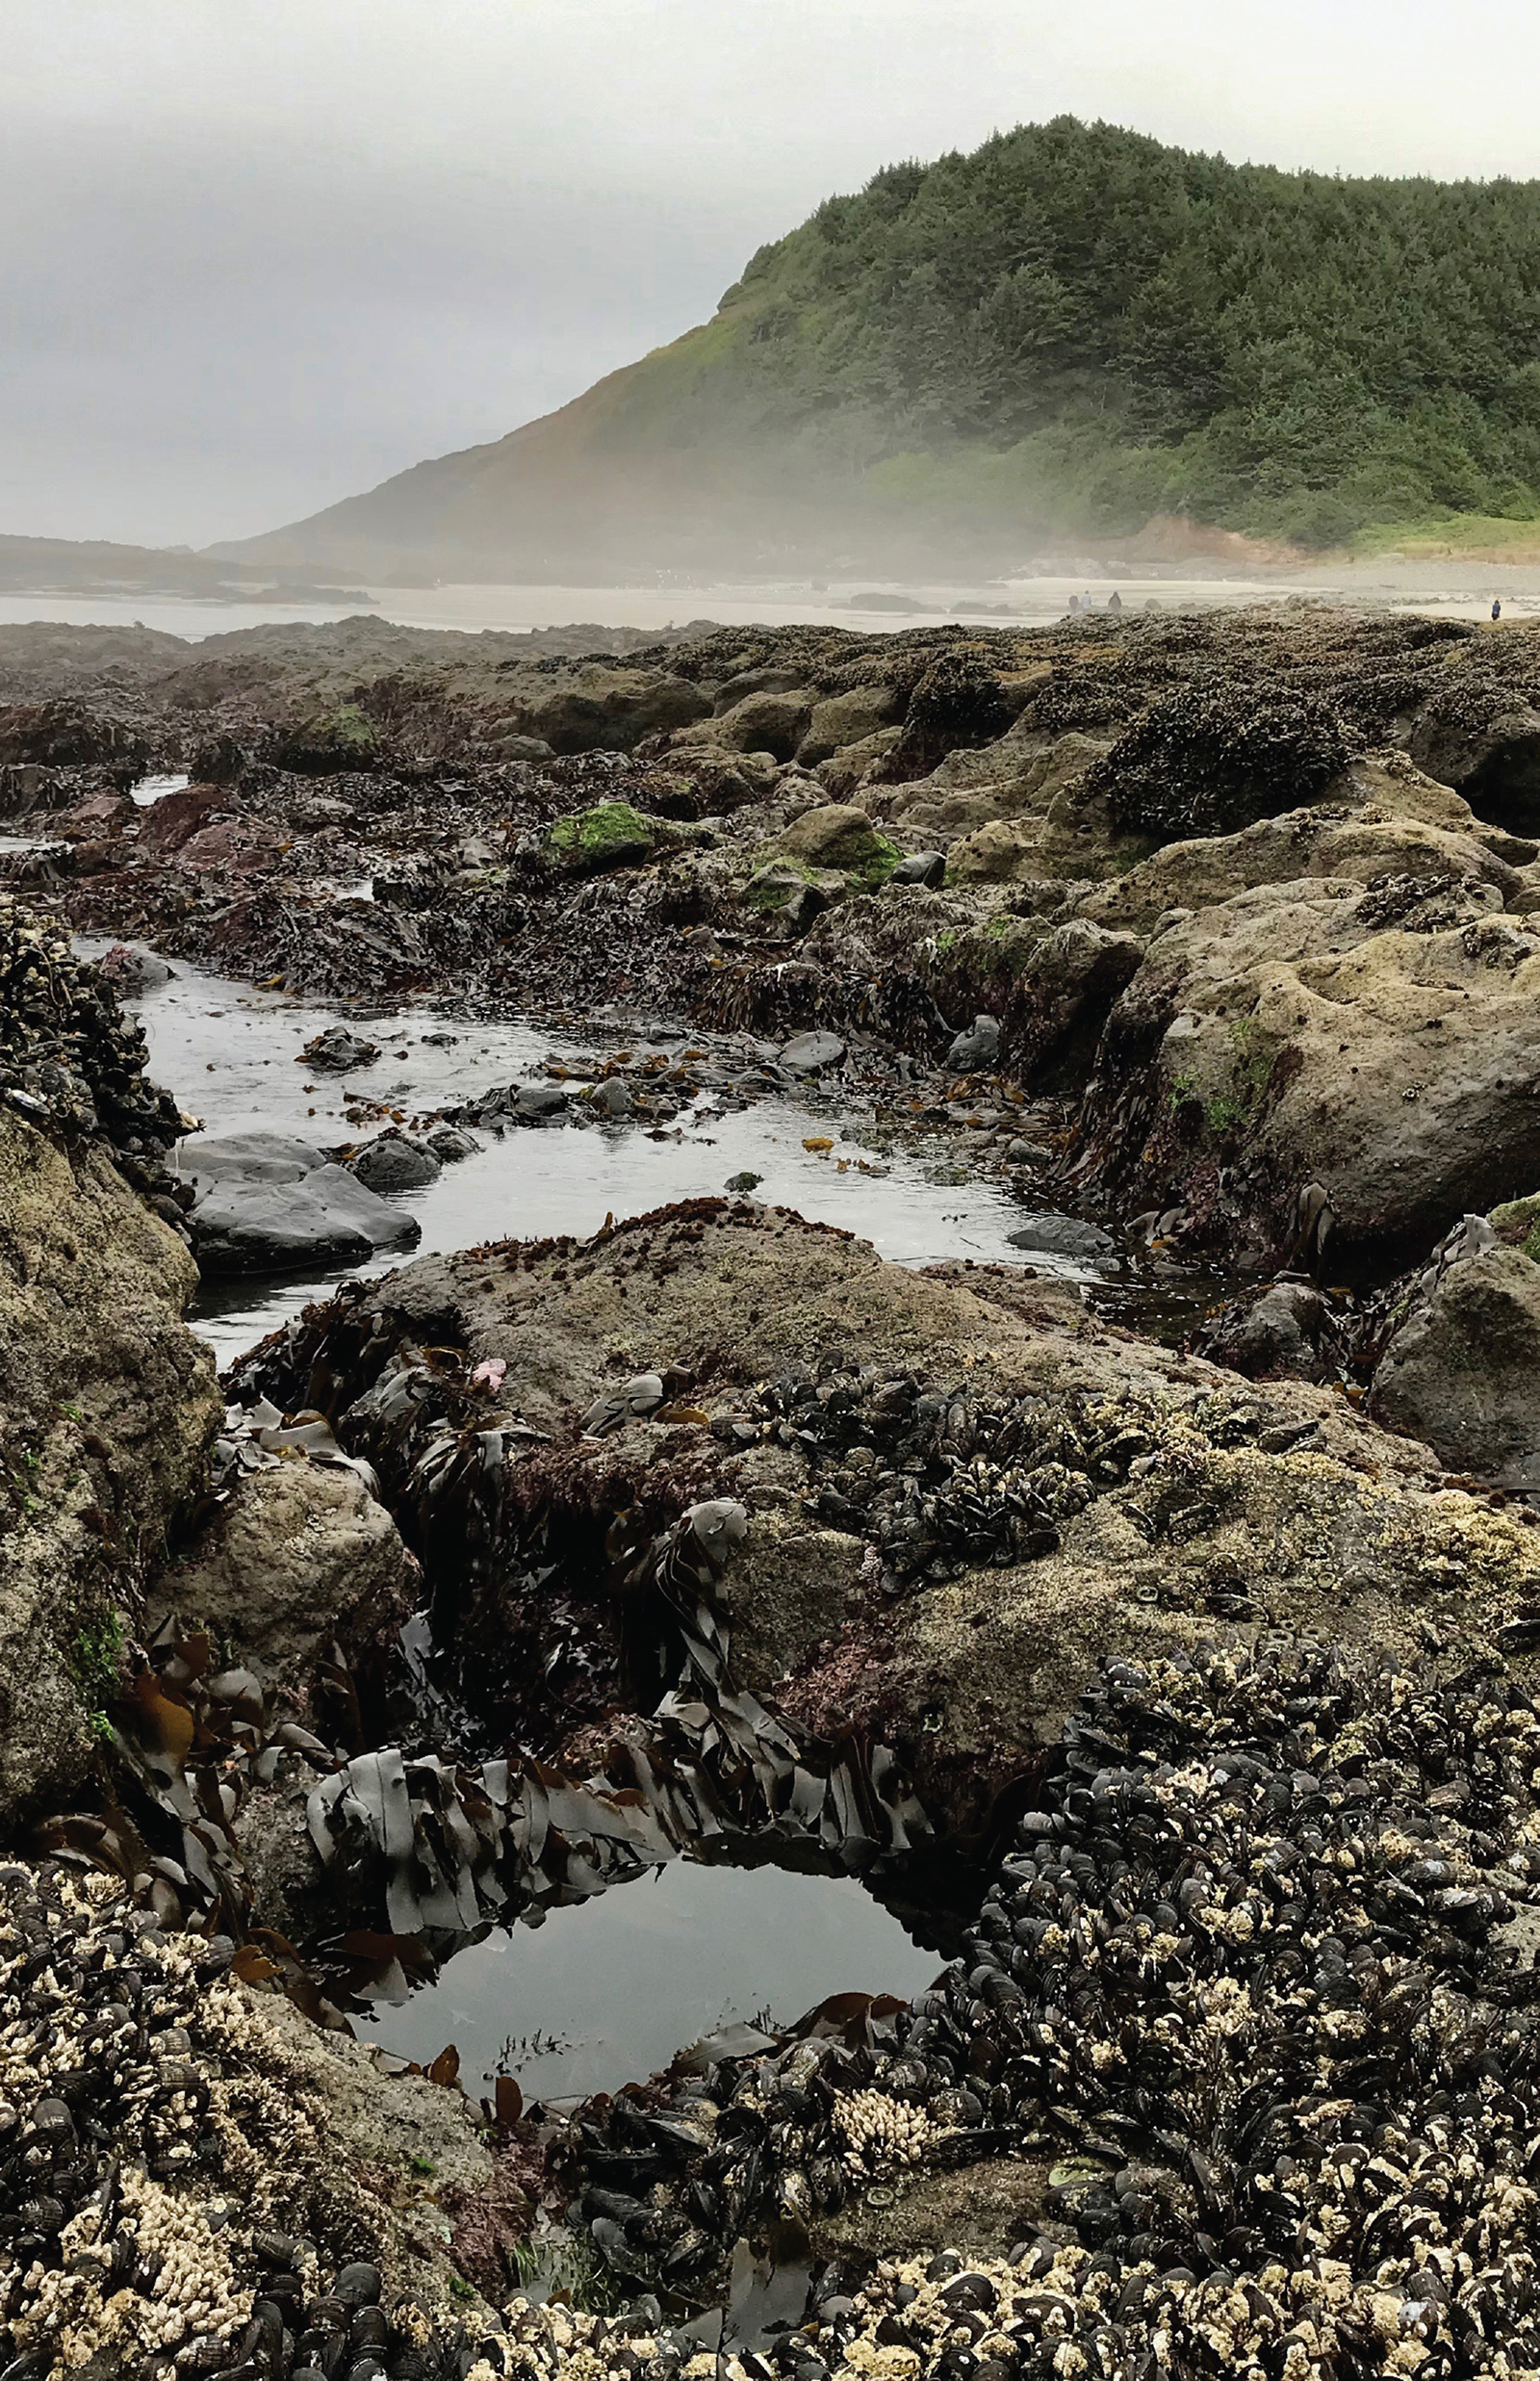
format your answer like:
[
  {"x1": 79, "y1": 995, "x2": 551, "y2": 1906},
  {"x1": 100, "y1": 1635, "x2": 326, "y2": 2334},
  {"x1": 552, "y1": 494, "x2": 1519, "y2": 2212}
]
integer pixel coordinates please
[{"x1": 13, "y1": 1636, "x2": 1540, "y2": 2376}]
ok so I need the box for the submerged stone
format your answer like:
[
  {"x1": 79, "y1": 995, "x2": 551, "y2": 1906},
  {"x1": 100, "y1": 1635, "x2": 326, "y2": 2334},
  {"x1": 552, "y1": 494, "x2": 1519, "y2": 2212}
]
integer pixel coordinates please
[
  {"x1": 780, "y1": 1030, "x2": 846, "y2": 1073},
  {"x1": 1006, "y1": 1211, "x2": 1113, "y2": 1258}
]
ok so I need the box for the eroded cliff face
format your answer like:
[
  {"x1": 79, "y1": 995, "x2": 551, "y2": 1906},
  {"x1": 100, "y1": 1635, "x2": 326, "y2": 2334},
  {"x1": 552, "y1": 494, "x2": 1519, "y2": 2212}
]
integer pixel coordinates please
[{"x1": 0, "y1": 1108, "x2": 219, "y2": 1826}]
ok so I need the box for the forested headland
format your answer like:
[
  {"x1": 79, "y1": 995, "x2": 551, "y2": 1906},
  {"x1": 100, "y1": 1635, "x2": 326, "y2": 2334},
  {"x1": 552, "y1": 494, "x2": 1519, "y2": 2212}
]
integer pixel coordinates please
[{"x1": 226, "y1": 118, "x2": 1540, "y2": 574}]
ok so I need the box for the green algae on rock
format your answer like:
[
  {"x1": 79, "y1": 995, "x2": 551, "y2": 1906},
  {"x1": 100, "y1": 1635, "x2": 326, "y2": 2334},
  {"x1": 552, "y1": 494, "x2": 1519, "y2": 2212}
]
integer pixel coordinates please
[{"x1": 542, "y1": 798, "x2": 665, "y2": 874}]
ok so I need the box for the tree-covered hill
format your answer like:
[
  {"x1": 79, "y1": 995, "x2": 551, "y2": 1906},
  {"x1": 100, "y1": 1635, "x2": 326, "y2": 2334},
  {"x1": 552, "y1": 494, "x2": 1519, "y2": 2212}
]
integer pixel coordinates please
[{"x1": 223, "y1": 117, "x2": 1540, "y2": 577}]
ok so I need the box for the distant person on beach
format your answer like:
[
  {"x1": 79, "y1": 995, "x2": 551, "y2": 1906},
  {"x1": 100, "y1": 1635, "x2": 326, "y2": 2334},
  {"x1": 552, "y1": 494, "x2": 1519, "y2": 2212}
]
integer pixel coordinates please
[
  {"x1": 1493, "y1": 598, "x2": 1502, "y2": 621},
  {"x1": 1067, "y1": 594, "x2": 1079, "y2": 614},
  {"x1": 1108, "y1": 591, "x2": 1122, "y2": 614}
]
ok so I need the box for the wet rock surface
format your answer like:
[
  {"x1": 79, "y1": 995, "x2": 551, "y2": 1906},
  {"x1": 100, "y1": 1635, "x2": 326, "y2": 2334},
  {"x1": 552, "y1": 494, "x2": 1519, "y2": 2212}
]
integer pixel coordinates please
[
  {"x1": 14, "y1": 610, "x2": 1540, "y2": 2369},
  {"x1": 230, "y1": 1202, "x2": 1540, "y2": 1840},
  {"x1": 172, "y1": 1130, "x2": 424, "y2": 1273}
]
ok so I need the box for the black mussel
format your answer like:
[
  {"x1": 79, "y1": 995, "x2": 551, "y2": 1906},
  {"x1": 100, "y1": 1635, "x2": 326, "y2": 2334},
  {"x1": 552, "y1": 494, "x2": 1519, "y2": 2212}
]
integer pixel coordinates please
[{"x1": 334, "y1": 2263, "x2": 384, "y2": 2308}]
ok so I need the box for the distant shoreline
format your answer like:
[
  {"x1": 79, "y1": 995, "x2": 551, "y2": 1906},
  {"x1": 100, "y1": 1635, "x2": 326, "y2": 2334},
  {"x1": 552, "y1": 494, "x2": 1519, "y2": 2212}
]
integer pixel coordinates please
[{"x1": 0, "y1": 580, "x2": 375, "y2": 608}]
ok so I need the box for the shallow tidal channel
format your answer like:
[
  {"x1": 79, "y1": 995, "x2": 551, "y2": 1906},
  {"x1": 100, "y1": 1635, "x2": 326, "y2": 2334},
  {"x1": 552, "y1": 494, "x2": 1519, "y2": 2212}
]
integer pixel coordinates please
[
  {"x1": 89, "y1": 946, "x2": 1118, "y2": 2097},
  {"x1": 92, "y1": 949, "x2": 1118, "y2": 1364}
]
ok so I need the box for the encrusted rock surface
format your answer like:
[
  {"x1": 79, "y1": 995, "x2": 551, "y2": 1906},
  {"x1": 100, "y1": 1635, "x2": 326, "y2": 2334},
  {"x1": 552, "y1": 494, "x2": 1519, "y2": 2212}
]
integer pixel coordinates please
[
  {"x1": 0, "y1": 1103, "x2": 218, "y2": 1827},
  {"x1": 1372, "y1": 1227, "x2": 1540, "y2": 1480},
  {"x1": 242, "y1": 1202, "x2": 1540, "y2": 1832},
  {"x1": 0, "y1": 910, "x2": 222, "y2": 1828},
  {"x1": 0, "y1": 1858, "x2": 510, "y2": 2375},
  {"x1": 147, "y1": 1459, "x2": 421, "y2": 1694}
]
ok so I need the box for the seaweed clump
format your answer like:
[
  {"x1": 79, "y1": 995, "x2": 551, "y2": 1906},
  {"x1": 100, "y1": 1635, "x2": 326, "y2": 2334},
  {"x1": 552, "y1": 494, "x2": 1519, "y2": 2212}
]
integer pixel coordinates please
[{"x1": 1090, "y1": 673, "x2": 1352, "y2": 841}]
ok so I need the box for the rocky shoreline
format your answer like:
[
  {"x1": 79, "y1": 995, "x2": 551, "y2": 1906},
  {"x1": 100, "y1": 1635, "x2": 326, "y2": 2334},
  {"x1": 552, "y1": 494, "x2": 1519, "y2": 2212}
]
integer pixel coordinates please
[{"x1": 6, "y1": 606, "x2": 1540, "y2": 2374}]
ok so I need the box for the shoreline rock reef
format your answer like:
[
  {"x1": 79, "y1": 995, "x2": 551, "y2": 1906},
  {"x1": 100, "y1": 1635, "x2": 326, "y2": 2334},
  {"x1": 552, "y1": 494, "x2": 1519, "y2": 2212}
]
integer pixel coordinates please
[{"x1": 8, "y1": 606, "x2": 1540, "y2": 2376}]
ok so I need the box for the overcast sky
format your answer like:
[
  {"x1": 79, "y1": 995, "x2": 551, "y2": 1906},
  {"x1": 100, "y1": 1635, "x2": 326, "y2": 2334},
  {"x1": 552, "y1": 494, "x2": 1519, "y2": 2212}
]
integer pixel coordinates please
[{"x1": 10, "y1": 0, "x2": 1540, "y2": 549}]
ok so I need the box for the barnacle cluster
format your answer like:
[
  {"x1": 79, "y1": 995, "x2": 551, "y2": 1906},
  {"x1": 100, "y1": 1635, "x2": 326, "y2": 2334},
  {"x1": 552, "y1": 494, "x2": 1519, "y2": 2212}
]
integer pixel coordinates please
[
  {"x1": 0, "y1": 1860, "x2": 500, "y2": 2378},
  {"x1": 552, "y1": 1635, "x2": 1540, "y2": 2381},
  {"x1": 0, "y1": 897, "x2": 187, "y2": 1166},
  {"x1": 833, "y1": 2087, "x2": 944, "y2": 2182}
]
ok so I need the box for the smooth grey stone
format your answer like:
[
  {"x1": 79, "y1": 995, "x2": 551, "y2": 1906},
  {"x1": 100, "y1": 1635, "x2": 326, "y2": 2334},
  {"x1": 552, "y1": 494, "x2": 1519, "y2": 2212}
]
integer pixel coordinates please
[
  {"x1": 352, "y1": 1132, "x2": 441, "y2": 1192},
  {"x1": 172, "y1": 1131, "x2": 326, "y2": 1188},
  {"x1": 890, "y1": 851, "x2": 946, "y2": 888},
  {"x1": 179, "y1": 1140, "x2": 421, "y2": 1276},
  {"x1": 590, "y1": 1076, "x2": 634, "y2": 1117},
  {"x1": 515, "y1": 1083, "x2": 570, "y2": 1120},
  {"x1": 779, "y1": 1030, "x2": 846, "y2": 1073},
  {"x1": 1007, "y1": 1211, "x2": 1115, "y2": 1259},
  {"x1": 946, "y1": 1013, "x2": 1001, "y2": 1071}
]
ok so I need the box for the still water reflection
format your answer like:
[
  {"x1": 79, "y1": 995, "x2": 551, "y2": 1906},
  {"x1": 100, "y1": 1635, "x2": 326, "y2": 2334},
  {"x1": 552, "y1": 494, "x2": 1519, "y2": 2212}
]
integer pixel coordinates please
[{"x1": 350, "y1": 1857, "x2": 943, "y2": 2105}]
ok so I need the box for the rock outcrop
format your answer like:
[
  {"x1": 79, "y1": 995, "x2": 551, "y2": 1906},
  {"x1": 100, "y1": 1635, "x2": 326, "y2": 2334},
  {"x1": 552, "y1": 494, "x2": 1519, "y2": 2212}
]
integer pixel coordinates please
[
  {"x1": 0, "y1": 917, "x2": 224, "y2": 1828},
  {"x1": 0, "y1": 1110, "x2": 218, "y2": 1827},
  {"x1": 240, "y1": 1201, "x2": 1540, "y2": 1832},
  {"x1": 504, "y1": 662, "x2": 711, "y2": 754},
  {"x1": 1073, "y1": 874, "x2": 1540, "y2": 1264},
  {"x1": 148, "y1": 1460, "x2": 421, "y2": 1694},
  {"x1": 1371, "y1": 1220, "x2": 1540, "y2": 1479}
]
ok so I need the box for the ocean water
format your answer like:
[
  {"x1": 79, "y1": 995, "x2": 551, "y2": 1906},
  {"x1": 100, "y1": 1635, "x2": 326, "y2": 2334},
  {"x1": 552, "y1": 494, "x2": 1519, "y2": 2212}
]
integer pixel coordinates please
[{"x1": 3, "y1": 564, "x2": 1528, "y2": 646}]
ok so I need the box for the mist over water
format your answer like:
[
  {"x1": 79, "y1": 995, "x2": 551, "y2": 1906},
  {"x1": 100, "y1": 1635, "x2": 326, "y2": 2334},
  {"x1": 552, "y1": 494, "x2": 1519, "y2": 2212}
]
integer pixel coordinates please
[{"x1": 1, "y1": 563, "x2": 1533, "y2": 643}]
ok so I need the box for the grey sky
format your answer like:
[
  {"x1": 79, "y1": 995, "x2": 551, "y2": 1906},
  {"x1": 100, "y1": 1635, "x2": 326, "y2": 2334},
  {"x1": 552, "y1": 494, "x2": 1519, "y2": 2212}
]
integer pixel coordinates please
[{"x1": 9, "y1": 0, "x2": 1540, "y2": 548}]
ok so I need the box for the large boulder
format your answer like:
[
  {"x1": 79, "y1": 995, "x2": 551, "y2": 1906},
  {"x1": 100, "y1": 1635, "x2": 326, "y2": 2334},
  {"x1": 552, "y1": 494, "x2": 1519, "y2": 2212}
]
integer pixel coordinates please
[
  {"x1": 1079, "y1": 797, "x2": 1523, "y2": 935},
  {"x1": 814, "y1": 725, "x2": 904, "y2": 797},
  {"x1": 507, "y1": 664, "x2": 711, "y2": 755},
  {"x1": 704, "y1": 688, "x2": 813, "y2": 762},
  {"x1": 268, "y1": 702, "x2": 380, "y2": 773},
  {"x1": 0, "y1": 1109, "x2": 218, "y2": 1827},
  {"x1": 1197, "y1": 1279, "x2": 1330, "y2": 1382},
  {"x1": 891, "y1": 727, "x2": 1112, "y2": 842},
  {"x1": 543, "y1": 799, "x2": 673, "y2": 874},
  {"x1": 134, "y1": 781, "x2": 221, "y2": 855},
  {"x1": 943, "y1": 818, "x2": 1042, "y2": 883},
  {"x1": 173, "y1": 1131, "x2": 422, "y2": 1274},
  {"x1": 795, "y1": 685, "x2": 902, "y2": 768},
  {"x1": 999, "y1": 919, "x2": 1145, "y2": 1088},
  {"x1": 149, "y1": 1458, "x2": 420, "y2": 1689},
  {"x1": 775, "y1": 803, "x2": 899, "y2": 877},
  {"x1": 1074, "y1": 873, "x2": 1540, "y2": 1263},
  {"x1": 1082, "y1": 678, "x2": 1350, "y2": 841},
  {"x1": 870, "y1": 653, "x2": 1022, "y2": 783},
  {"x1": 1371, "y1": 1227, "x2": 1540, "y2": 1479},
  {"x1": 241, "y1": 1203, "x2": 1540, "y2": 1832}
]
